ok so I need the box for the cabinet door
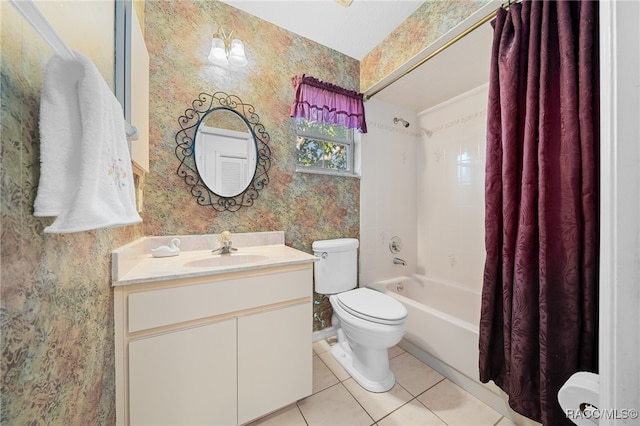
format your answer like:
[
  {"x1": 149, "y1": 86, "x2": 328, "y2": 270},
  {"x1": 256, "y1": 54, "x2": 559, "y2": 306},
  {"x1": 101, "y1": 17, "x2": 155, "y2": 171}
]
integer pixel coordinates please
[
  {"x1": 129, "y1": 319, "x2": 237, "y2": 425},
  {"x1": 237, "y1": 303, "x2": 312, "y2": 424}
]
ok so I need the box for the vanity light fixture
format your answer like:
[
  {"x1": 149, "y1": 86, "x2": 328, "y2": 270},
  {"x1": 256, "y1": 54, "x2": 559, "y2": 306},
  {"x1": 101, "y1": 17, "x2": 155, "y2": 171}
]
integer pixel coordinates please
[{"x1": 208, "y1": 28, "x2": 248, "y2": 67}]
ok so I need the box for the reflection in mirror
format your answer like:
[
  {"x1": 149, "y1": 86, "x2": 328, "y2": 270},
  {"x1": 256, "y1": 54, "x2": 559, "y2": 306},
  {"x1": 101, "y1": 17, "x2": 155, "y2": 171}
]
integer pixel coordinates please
[
  {"x1": 176, "y1": 92, "x2": 270, "y2": 212},
  {"x1": 195, "y1": 109, "x2": 257, "y2": 197}
]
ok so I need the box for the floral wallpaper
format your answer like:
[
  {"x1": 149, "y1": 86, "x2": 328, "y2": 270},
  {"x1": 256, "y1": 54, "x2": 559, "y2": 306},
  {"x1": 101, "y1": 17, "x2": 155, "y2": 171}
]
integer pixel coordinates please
[
  {"x1": 360, "y1": 0, "x2": 490, "y2": 91},
  {"x1": 2, "y1": 0, "x2": 489, "y2": 422},
  {"x1": 142, "y1": 0, "x2": 361, "y2": 331},
  {"x1": 0, "y1": 2, "x2": 142, "y2": 424}
]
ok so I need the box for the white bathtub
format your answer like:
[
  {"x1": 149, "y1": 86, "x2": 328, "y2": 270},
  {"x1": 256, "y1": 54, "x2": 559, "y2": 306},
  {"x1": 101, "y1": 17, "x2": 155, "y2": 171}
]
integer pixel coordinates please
[
  {"x1": 366, "y1": 275, "x2": 526, "y2": 422},
  {"x1": 367, "y1": 275, "x2": 481, "y2": 381}
]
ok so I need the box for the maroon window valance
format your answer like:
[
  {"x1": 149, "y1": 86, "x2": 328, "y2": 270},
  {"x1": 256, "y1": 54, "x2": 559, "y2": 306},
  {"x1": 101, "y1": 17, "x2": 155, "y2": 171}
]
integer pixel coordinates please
[{"x1": 290, "y1": 75, "x2": 367, "y2": 133}]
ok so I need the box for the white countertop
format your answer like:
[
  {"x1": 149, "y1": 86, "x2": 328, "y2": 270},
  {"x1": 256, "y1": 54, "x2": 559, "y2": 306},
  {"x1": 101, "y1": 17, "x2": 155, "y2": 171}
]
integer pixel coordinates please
[{"x1": 112, "y1": 232, "x2": 317, "y2": 286}]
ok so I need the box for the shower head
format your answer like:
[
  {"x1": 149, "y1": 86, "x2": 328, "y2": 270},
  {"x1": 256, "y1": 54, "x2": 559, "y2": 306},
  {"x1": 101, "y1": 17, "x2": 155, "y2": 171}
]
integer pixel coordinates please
[{"x1": 393, "y1": 117, "x2": 410, "y2": 128}]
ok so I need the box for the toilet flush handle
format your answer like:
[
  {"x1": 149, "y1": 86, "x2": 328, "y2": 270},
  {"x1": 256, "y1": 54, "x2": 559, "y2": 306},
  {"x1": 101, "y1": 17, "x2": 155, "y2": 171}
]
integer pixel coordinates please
[{"x1": 315, "y1": 251, "x2": 328, "y2": 259}]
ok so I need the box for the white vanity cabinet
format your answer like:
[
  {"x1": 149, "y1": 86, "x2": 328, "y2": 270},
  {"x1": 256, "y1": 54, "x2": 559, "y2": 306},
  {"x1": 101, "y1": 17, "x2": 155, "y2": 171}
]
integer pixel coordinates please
[
  {"x1": 237, "y1": 303, "x2": 311, "y2": 424},
  {"x1": 128, "y1": 319, "x2": 238, "y2": 425},
  {"x1": 114, "y1": 263, "x2": 313, "y2": 426}
]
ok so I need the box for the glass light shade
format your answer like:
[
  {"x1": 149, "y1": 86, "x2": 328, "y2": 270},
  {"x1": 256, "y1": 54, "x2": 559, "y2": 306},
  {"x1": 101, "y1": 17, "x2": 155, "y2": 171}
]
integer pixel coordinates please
[
  {"x1": 208, "y1": 37, "x2": 228, "y2": 66},
  {"x1": 228, "y1": 39, "x2": 248, "y2": 66}
]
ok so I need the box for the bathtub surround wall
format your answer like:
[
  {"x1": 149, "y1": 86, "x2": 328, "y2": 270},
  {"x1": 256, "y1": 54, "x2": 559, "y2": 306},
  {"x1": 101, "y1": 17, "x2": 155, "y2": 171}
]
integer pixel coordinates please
[
  {"x1": 417, "y1": 84, "x2": 488, "y2": 293},
  {"x1": 360, "y1": 71, "x2": 501, "y2": 421},
  {"x1": 364, "y1": 80, "x2": 538, "y2": 426},
  {"x1": 359, "y1": 99, "x2": 418, "y2": 285},
  {"x1": 362, "y1": 85, "x2": 497, "y2": 418}
]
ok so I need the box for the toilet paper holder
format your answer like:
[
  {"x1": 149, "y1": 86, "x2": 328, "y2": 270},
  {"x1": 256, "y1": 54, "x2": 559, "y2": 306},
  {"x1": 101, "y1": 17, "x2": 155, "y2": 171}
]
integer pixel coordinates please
[
  {"x1": 579, "y1": 402, "x2": 598, "y2": 418},
  {"x1": 558, "y1": 371, "x2": 600, "y2": 425}
]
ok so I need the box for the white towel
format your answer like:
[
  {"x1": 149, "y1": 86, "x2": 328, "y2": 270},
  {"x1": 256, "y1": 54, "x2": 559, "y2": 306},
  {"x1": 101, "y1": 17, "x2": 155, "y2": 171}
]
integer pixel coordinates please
[
  {"x1": 33, "y1": 55, "x2": 83, "y2": 216},
  {"x1": 34, "y1": 51, "x2": 142, "y2": 233}
]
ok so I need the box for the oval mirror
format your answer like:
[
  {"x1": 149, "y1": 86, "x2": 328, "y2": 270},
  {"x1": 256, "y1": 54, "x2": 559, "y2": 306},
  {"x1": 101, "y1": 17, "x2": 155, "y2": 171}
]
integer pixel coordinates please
[
  {"x1": 195, "y1": 108, "x2": 257, "y2": 197},
  {"x1": 175, "y1": 92, "x2": 271, "y2": 212}
]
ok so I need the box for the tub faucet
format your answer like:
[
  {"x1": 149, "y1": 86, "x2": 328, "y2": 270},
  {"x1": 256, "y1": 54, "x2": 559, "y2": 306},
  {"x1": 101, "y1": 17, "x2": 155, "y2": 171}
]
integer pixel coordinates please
[
  {"x1": 393, "y1": 257, "x2": 406, "y2": 266},
  {"x1": 212, "y1": 231, "x2": 237, "y2": 255}
]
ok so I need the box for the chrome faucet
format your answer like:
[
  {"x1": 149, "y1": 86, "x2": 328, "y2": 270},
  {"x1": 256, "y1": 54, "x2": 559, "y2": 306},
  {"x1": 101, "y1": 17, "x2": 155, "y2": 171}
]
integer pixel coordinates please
[
  {"x1": 212, "y1": 231, "x2": 237, "y2": 255},
  {"x1": 393, "y1": 257, "x2": 407, "y2": 266},
  {"x1": 212, "y1": 240, "x2": 237, "y2": 255}
]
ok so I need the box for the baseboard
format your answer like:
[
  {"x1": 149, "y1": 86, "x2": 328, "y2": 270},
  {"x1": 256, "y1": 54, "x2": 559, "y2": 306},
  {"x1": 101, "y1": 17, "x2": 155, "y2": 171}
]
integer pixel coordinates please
[{"x1": 312, "y1": 327, "x2": 336, "y2": 342}]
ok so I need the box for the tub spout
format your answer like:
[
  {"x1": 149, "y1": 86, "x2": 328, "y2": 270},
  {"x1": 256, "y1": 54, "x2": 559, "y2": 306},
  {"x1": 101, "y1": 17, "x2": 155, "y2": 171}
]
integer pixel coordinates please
[{"x1": 393, "y1": 257, "x2": 406, "y2": 266}]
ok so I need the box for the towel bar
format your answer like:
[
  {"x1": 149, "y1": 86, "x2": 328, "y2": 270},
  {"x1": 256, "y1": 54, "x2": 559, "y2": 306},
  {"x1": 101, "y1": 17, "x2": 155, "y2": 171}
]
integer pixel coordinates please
[{"x1": 10, "y1": 0, "x2": 139, "y2": 141}]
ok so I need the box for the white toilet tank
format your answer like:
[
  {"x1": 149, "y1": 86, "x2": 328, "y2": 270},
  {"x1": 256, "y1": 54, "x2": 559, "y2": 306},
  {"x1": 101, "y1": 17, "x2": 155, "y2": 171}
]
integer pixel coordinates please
[{"x1": 312, "y1": 238, "x2": 359, "y2": 295}]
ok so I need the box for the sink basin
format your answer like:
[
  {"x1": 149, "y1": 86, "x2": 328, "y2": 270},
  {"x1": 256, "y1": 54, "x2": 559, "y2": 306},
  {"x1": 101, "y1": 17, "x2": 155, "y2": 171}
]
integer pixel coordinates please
[{"x1": 184, "y1": 254, "x2": 269, "y2": 268}]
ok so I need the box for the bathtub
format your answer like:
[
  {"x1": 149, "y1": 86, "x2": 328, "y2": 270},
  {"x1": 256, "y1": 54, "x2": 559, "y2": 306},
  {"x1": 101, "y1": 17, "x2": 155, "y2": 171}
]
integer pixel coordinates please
[
  {"x1": 367, "y1": 275, "x2": 481, "y2": 381},
  {"x1": 367, "y1": 275, "x2": 518, "y2": 420}
]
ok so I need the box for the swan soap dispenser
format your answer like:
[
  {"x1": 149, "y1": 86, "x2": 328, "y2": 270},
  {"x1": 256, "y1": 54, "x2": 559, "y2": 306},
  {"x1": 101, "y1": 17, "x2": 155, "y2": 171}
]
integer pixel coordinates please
[{"x1": 151, "y1": 238, "x2": 181, "y2": 258}]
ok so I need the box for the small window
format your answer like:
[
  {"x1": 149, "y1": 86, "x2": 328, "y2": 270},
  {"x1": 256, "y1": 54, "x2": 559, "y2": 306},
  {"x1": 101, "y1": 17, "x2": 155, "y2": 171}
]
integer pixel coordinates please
[{"x1": 295, "y1": 119, "x2": 359, "y2": 177}]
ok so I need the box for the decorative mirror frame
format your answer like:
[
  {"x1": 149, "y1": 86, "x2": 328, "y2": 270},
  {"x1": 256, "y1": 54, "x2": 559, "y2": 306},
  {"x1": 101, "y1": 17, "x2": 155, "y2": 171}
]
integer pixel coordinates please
[{"x1": 175, "y1": 92, "x2": 271, "y2": 211}]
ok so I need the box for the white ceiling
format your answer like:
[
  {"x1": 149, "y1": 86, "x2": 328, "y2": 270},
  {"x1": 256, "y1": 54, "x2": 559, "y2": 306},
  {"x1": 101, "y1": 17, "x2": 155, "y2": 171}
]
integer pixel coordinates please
[
  {"x1": 221, "y1": 0, "x2": 496, "y2": 113},
  {"x1": 221, "y1": 0, "x2": 425, "y2": 60}
]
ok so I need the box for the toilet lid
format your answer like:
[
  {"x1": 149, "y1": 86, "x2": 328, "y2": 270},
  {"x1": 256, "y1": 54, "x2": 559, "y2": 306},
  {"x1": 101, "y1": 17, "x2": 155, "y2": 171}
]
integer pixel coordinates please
[{"x1": 336, "y1": 288, "x2": 407, "y2": 324}]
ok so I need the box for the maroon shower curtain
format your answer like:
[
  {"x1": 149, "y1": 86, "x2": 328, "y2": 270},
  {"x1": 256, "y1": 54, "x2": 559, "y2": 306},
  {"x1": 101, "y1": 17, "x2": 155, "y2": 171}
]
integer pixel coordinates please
[{"x1": 479, "y1": 1, "x2": 599, "y2": 425}]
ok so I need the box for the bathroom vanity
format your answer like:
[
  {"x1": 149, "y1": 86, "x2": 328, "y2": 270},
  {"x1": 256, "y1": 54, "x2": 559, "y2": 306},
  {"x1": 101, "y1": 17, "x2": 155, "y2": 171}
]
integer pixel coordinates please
[{"x1": 112, "y1": 232, "x2": 316, "y2": 425}]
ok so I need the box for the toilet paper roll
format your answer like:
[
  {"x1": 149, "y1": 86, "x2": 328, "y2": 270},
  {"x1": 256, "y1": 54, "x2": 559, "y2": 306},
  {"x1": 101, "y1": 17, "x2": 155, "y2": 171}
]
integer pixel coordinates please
[{"x1": 558, "y1": 371, "x2": 600, "y2": 425}]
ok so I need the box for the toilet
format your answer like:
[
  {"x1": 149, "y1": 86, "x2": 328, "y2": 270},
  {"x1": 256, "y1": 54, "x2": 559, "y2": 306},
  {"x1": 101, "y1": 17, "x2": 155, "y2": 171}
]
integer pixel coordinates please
[{"x1": 313, "y1": 238, "x2": 407, "y2": 392}]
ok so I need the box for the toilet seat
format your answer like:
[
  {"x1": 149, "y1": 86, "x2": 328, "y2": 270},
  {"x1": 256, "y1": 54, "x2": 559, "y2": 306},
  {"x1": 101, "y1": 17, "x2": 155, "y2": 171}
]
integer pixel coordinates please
[{"x1": 335, "y1": 288, "x2": 407, "y2": 325}]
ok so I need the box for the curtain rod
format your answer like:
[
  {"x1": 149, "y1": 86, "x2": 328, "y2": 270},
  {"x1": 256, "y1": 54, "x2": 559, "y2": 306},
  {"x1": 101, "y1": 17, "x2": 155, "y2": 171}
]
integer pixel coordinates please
[{"x1": 365, "y1": 5, "x2": 501, "y2": 101}]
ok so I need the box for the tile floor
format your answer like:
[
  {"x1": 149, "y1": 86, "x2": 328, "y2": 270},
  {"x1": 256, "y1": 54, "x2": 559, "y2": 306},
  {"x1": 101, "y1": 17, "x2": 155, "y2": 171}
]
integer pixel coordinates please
[{"x1": 248, "y1": 338, "x2": 519, "y2": 426}]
